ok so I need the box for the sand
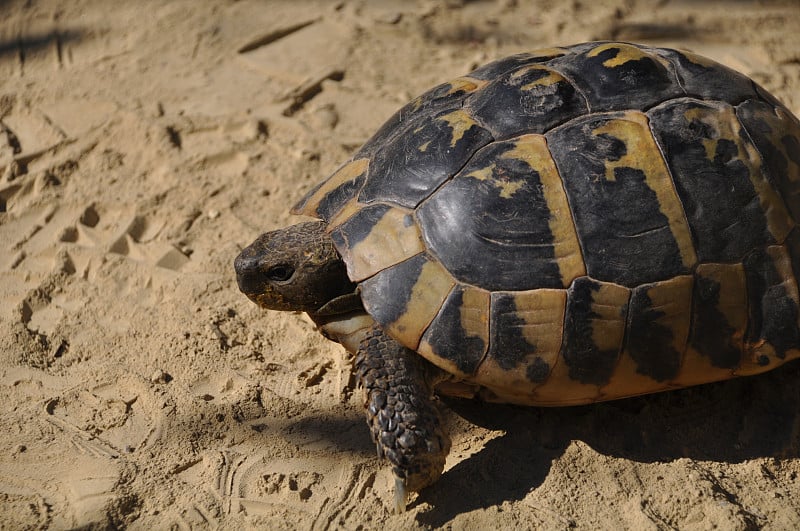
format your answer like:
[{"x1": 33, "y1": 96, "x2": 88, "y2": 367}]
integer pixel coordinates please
[{"x1": 2, "y1": 0, "x2": 800, "y2": 528}]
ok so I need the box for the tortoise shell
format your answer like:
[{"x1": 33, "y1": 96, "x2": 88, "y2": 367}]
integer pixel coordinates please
[{"x1": 293, "y1": 41, "x2": 800, "y2": 406}]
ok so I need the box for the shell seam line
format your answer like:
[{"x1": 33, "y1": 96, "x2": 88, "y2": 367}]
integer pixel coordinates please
[
  {"x1": 540, "y1": 131, "x2": 588, "y2": 289},
  {"x1": 644, "y1": 106, "x2": 700, "y2": 270}
]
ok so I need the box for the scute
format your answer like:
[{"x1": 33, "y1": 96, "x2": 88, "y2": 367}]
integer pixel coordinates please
[
  {"x1": 467, "y1": 64, "x2": 588, "y2": 138},
  {"x1": 359, "y1": 253, "x2": 456, "y2": 351},
  {"x1": 467, "y1": 48, "x2": 566, "y2": 81},
  {"x1": 651, "y1": 47, "x2": 758, "y2": 103},
  {"x1": 417, "y1": 134, "x2": 584, "y2": 291},
  {"x1": 329, "y1": 203, "x2": 425, "y2": 282},
  {"x1": 291, "y1": 42, "x2": 800, "y2": 405},
  {"x1": 358, "y1": 108, "x2": 493, "y2": 208},
  {"x1": 354, "y1": 77, "x2": 487, "y2": 160},
  {"x1": 547, "y1": 42, "x2": 682, "y2": 111},
  {"x1": 546, "y1": 110, "x2": 692, "y2": 287},
  {"x1": 736, "y1": 99, "x2": 800, "y2": 221},
  {"x1": 649, "y1": 97, "x2": 794, "y2": 262}
]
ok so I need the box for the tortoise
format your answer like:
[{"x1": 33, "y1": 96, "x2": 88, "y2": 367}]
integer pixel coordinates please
[{"x1": 234, "y1": 41, "x2": 800, "y2": 512}]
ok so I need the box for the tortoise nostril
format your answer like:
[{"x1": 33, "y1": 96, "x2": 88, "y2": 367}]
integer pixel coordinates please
[
  {"x1": 234, "y1": 253, "x2": 266, "y2": 294},
  {"x1": 234, "y1": 252, "x2": 256, "y2": 275}
]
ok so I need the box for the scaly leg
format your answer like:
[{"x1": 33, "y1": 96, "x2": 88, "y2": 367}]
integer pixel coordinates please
[{"x1": 355, "y1": 325, "x2": 451, "y2": 512}]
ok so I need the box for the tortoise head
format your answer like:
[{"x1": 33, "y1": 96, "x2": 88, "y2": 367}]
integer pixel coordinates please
[{"x1": 234, "y1": 221, "x2": 356, "y2": 314}]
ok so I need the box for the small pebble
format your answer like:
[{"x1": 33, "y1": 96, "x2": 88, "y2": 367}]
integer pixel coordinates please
[
  {"x1": 150, "y1": 369, "x2": 172, "y2": 384},
  {"x1": 376, "y1": 12, "x2": 402, "y2": 24},
  {"x1": 311, "y1": 104, "x2": 339, "y2": 130}
]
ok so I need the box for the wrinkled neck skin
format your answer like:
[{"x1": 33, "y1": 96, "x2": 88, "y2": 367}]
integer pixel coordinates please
[{"x1": 308, "y1": 291, "x2": 377, "y2": 355}]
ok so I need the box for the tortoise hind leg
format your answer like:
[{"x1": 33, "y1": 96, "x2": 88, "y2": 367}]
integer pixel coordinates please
[{"x1": 355, "y1": 325, "x2": 451, "y2": 512}]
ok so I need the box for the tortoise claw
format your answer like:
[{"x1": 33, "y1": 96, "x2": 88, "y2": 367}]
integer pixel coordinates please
[{"x1": 394, "y1": 477, "x2": 408, "y2": 514}]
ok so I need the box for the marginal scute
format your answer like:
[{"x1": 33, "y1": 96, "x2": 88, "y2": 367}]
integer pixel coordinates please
[
  {"x1": 547, "y1": 110, "x2": 691, "y2": 286},
  {"x1": 330, "y1": 204, "x2": 425, "y2": 282},
  {"x1": 476, "y1": 289, "x2": 568, "y2": 404},
  {"x1": 602, "y1": 275, "x2": 692, "y2": 397},
  {"x1": 691, "y1": 263, "x2": 748, "y2": 368},
  {"x1": 418, "y1": 284, "x2": 490, "y2": 377},
  {"x1": 292, "y1": 158, "x2": 369, "y2": 220},
  {"x1": 561, "y1": 277, "x2": 630, "y2": 387},
  {"x1": 740, "y1": 245, "x2": 800, "y2": 373},
  {"x1": 529, "y1": 288, "x2": 604, "y2": 405},
  {"x1": 418, "y1": 134, "x2": 585, "y2": 291},
  {"x1": 360, "y1": 254, "x2": 456, "y2": 351},
  {"x1": 672, "y1": 263, "x2": 746, "y2": 387},
  {"x1": 786, "y1": 228, "x2": 800, "y2": 292}
]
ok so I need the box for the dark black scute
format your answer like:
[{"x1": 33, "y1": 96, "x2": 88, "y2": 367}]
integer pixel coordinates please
[
  {"x1": 488, "y1": 292, "x2": 538, "y2": 371},
  {"x1": 468, "y1": 50, "x2": 563, "y2": 81},
  {"x1": 743, "y1": 248, "x2": 800, "y2": 358},
  {"x1": 737, "y1": 98, "x2": 800, "y2": 221},
  {"x1": 359, "y1": 108, "x2": 493, "y2": 208},
  {"x1": 689, "y1": 275, "x2": 742, "y2": 368},
  {"x1": 652, "y1": 47, "x2": 757, "y2": 103},
  {"x1": 547, "y1": 114, "x2": 687, "y2": 287},
  {"x1": 417, "y1": 140, "x2": 562, "y2": 291},
  {"x1": 649, "y1": 98, "x2": 773, "y2": 262},
  {"x1": 547, "y1": 42, "x2": 682, "y2": 112},
  {"x1": 625, "y1": 284, "x2": 683, "y2": 382},
  {"x1": 467, "y1": 64, "x2": 588, "y2": 138},
  {"x1": 419, "y1": 285, "x2": 487, "y2": 375},
  {"x1": 359, "y1": 253, "x2": 427, "y2": 328},
  {"x1": 355, "y1": 79, "x2": 479, "y2": 159}
]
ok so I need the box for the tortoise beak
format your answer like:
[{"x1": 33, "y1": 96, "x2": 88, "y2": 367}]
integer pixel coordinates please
[{"x1": 234, "y1": 248, "x2": 267, "y2": 298}]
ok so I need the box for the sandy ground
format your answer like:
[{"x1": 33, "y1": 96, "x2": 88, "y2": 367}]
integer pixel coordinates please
[{"x1": 2, "y1": 0, "x2": 800, "y2": 529}]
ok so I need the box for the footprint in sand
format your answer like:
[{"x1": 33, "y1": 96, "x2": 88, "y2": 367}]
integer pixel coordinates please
[
  {"x1": 174, "y1": 450, "x2": 380, "y2": 528},
  {"x1": 1, "y1": 200, "x2": 190, "y2": 351},
  {"x1": 44, "y1": 373, "x2": 165, "y2": 457},
  {"x1": 1, "y1": 369, "x2": 163, "y2": 528},
  {"x1": 189, "y1": 370, "x2": 256, "y2": 405}
]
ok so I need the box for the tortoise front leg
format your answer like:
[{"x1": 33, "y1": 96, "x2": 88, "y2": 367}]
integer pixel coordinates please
[{"x1": 355, "y1": 325, "x2": 451, "y2": 513}]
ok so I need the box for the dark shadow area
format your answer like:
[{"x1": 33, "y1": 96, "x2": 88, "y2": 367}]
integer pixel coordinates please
[
  {"x1": 279, "y1": 411, "x2": 377, "y2": 457},
  {"x1": 416, "y1": 361, "x2": 800, "y2": 527},
  {"x1": 0, "y1": 29, "x2": 85, "y2": 61},
  {"x1": 206, "y1": 360, "x2": 800, "y2": 526}
]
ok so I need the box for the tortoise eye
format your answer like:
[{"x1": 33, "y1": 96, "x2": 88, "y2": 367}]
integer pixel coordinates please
[{"x1": 267, "y1": 265, "x2": 294, "y2": 282}]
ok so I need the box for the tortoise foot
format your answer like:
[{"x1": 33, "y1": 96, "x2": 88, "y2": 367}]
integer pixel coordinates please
[{"x1": 356, "y1": 325, "x2": 451, "y2": 512}]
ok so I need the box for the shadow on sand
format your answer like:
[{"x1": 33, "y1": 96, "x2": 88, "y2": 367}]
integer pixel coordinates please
[{"x1": 415, "y1": 361, "x2": 800, "y2": 527}]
